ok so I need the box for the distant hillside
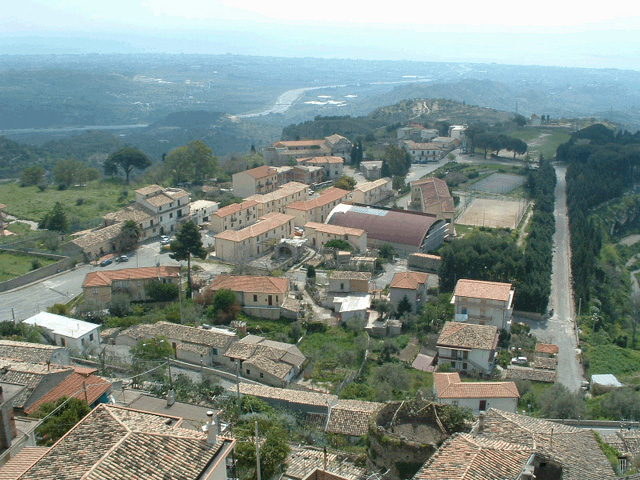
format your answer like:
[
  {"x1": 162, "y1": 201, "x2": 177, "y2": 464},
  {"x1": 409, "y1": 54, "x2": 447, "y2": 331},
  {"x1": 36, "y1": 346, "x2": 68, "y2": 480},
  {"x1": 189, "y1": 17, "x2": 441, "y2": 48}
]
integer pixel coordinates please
[
  {"x1": 282, "y1": 98, "x2": 514, "y2": 142},
  {"x1": 35, "y1": 131, "x2": 125, "y2": 164},
  {"x1": 0, "y1": 136, "x2": 41, "y2": 178}
]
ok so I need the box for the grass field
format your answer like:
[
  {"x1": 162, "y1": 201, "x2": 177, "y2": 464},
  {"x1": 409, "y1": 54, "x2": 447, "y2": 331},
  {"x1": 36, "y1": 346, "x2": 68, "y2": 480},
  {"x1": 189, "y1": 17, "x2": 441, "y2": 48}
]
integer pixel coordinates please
[
  {"x1": 509, "y1": 127, "x2": 571, "y2": 159},
  {"x1": 0, "y1": 180, "x2": 134, "y2": 222},
  {"x1": 583, "y1": 343, "x2": 640, "y2": 382},
  {"x1": 0, "y1": 251, "x2": 58, "y2": 282}
]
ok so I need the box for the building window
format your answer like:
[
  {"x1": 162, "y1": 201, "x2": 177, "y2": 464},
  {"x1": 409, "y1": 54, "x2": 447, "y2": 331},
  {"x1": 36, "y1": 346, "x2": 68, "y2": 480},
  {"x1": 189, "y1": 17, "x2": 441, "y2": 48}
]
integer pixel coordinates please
[
  {"x1": 212, "y1": 348, "x2": 218, "y2": 356},
  {"x1": 260, "y1": 373, "x2": 264, "y2": 378},
  {"x1": 61, "y1": 338, "x2": 66, "y2": 347},
  {"x1": 89, "y1": 333, "x2": 94, "y2": 342},
  {"x1": 452, "y1": 400, "x2": 458, "y2": 406},
  {"x1": 169, "y1": 213, "x2": 173, "y2": 219},
  {"x1": 246, "y1": 369, "x2": 251, "y2": 375},
  {"x1": 92, "y1": 288, "x2": 98, "y2": 295},
  {"x1": 254, "y1": 295, "x2": 258, "y2": 302}
]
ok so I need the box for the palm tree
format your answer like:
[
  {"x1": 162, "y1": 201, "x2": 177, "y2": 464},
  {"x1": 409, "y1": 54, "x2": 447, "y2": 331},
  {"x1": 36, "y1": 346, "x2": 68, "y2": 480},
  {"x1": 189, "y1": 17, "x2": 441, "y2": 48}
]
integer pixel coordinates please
[{"x1": 119, "y1": 220, "x2": 142, "y2": 252}]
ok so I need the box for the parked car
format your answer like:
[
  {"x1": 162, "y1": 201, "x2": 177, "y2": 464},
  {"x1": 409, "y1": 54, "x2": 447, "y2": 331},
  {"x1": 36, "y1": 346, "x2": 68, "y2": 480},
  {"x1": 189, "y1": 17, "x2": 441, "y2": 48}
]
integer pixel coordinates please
[
  {"x1": 115, "y1": 255, "x2": 129, "y2": 263},
  {"x1": 160, "y1": 235, "x2": 171, "y2": 245},
  {"x1": 100, "y1": 258, "x2": 113, "y2": 267},
  {"x1": 510, "y1": 356, "x2": 528, "y2": 365}
]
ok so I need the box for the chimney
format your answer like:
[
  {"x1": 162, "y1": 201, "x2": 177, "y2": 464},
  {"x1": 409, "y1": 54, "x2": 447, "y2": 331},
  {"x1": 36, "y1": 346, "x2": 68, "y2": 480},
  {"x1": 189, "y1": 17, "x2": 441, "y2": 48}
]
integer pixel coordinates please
[
  {"x1": 478, "y1": 412, "x2": 485, "y2": 432},
  {"x1": 166, "y1": 389, "x2": 175, "y2": 407},
  {"x1": 205, "y1": 410, "x2": 217, "y2": 445}
]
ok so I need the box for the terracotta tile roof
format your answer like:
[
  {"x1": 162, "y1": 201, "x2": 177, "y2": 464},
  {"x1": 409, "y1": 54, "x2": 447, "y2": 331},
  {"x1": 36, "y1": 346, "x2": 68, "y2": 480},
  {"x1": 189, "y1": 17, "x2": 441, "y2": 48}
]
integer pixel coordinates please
[
  {"x1": 24, "y1": 366, "x2": 111, "y2": 415},
  {"x1": 135, "y1": 184, "x2": 164, "y2": 196},
  {"x1": 472, "y1": 409, "x2": 617, "y2": 480},
  {"x1": 286, "y1": 187, "x2": 350, "y2": 212},
  {"x1": 208, "y1": 274, "x2": 289, "y2": 295},
  {"x1": 246, "y1": 182, "x2": 308, "y2": 204},
  {"x1": 413, "y1": 433, "x2": 532, "y2": 480},
  {"x1": 390, "y1": 271, "x2": 429, "y2": 290},
  {"x1": 532, "y1": 356, "x2": 557, "y2": 370},
  {"x1": 71, "y1": 222, "x2": 123, "y2": 250},
  {"x1": 285, "y1": 447, "x2": 366, "y2": 480},
  {"x1": 120, "y1": 321, "x2": 237, "y2": 350},
  {"x1": 325, "y1": 400, "x2": 382, "y2": 437},
  {"x1": 0, "y1": 340, "x2": 65, "y2": 364},
  {"x1": 304, "y1": 222, "x2": 365, "y2": 237},
  {"x1": 242, "y1": 165, "x2": 278, "y2": 179},
  {"x1": 19, "y1": 404, "x2": 229, "y2": 480},
  {"x1": 243, "y1": 354, "x2": 294, "y2": 380},
  {"x1": 0, "y1": 360, "x2": 71, "y2": 409},
  {"x1": 224, "y1": 335, "x2": 305, "y2": 369},
  {"x1": 354, "y1": 178, "x2": 391, "y2": 193},
  {"x1": 433, "y1": 372, "x2": 519, "y2": 399},
  {"x1": 275, "y1": 139, "x2": 327, "y2": 148},
  {"x1": 405, "y1": 141, "x2": 443, "y2": 150},
  {"x1": 413, "y1": 177, "x2": 454, "y2": 212},
  {"x1": 103, "y1": 203, "x2": 152, "y2": 224},
  {"x1": 214, "y1": 212, "x2": 293, "y2": 242},
  {"x1": 0, "y1": 447, "x2": 49, "y2": 480},
  {"x1": 234, "y1": 383, "x2": 337, "y2": 408},
  {"x1": 453, "y1": 279, "x2": 513, "y2": 302},
  {"x1": 82, "y1": 266, "x2": 180, "y2": 288},
  {"x1": 325, "y1": 134, "x2": 349, "y2": 145},
  {"x1": 298, "y1": 156, "x2": 344, "y2": 165},
  {"x1": 213, "y1": 199, "x2": 258, "y2": 218},
  {"x1": 437, "y1": 322, "x2": 499, "y2": 351},
  {"x1": 601, "y1": 430, "x2": 640, "y2": 457},
  {"x1": 535, "y1": 343, "x2": 559, "y2": 354},
  {"x1": 329, "y1": 271, "x2": 372, "y2": 281},
  {"x1": 505, "y1": 365, "x2": 556, "y2": 382}
]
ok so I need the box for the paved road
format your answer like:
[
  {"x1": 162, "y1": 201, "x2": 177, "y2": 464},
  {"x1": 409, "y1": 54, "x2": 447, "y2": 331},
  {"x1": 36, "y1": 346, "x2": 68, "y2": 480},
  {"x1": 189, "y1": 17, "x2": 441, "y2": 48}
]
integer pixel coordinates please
[
  {"x1": 0, "y1": 236, "x2": 231, "y2": 322},
  {"x1": 523, "y1": 165, "x2": 583, "y2": 391}
]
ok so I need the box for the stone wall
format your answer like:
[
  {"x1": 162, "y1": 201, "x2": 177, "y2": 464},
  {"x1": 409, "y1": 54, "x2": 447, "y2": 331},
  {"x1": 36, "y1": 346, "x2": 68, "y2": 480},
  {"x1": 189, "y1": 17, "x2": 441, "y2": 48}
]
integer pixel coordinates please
[{"x1": 0, "y1": 248, "x2": 76, "y2": 293}]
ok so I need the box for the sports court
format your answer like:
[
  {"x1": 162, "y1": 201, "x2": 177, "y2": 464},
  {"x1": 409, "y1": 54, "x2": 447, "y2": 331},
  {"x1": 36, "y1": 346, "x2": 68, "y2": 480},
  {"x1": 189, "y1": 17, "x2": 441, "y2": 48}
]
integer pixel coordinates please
[
  {"x1": 471, "y1": 173, "x2": 525, "y2": 194},
  {"x1": 457, "y1": 197, "x2": 528, "y2": 229}
]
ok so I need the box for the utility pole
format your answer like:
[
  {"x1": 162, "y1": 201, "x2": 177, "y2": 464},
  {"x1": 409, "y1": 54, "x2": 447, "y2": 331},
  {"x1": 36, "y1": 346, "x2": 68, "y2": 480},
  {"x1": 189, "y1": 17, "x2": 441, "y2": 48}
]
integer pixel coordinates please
[
  {"x1": 255, "y1": 421, "x2": 261, "y2": 480},
  {"x1": 236, "y1": 360, "x2": 242, "y2": 418},
  {"x1": 178, "y1": 270, "x2": 183, "y2": 324}
]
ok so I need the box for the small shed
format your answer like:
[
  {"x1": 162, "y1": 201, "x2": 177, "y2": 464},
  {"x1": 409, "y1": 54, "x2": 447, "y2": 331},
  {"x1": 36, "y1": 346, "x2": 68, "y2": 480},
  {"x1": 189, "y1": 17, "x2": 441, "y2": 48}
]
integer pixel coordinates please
[{"x1": 591, "y1": 374, "x2": 623, "y2": 389}]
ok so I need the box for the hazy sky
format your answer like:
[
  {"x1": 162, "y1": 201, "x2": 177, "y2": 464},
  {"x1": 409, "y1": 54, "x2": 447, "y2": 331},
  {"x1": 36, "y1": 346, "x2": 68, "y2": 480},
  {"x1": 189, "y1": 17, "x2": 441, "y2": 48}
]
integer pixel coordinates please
[{"x1": 2, "y1": 0, "x2": 639, "y2": 69}]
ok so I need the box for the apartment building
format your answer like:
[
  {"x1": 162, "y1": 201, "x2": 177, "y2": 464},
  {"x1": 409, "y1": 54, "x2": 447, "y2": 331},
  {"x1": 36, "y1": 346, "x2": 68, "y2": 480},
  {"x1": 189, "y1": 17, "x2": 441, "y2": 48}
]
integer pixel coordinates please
[
  {"x1": 232, "y1": 165, "x2": 279, "y2": 198},
  {"x1": 285, "y1": 187, "x2": 351, "y2": 227},
  {"x1": 207, "y1": 200, "x2": 259, "y2": 234}
]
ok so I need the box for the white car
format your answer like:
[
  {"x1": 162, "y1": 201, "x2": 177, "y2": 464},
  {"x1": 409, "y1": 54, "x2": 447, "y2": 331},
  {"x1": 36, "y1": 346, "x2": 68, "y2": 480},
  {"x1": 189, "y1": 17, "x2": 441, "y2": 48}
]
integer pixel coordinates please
[{"x1": 510, "y1": 356, "x2": 528, "y2": 365}]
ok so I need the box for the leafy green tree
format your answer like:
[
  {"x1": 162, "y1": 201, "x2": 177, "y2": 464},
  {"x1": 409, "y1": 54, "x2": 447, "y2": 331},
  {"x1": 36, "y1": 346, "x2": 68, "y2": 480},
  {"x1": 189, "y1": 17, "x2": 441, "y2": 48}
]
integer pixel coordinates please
[
  {"x1": 236, "y1": 419, "x2": 290, "y2": 480},
  {"x1": 210, "y1": 288, "x2": 240, "y2": 323},
  {"x1": 107, "y1": 294, "x2": 132, "y2": 317},
  {"x1": 378, "y1": 243, "x2": 396, "y2": 259},
  {"x1": 306, "y1": 265, "x2": 316, "y2": 279},
  {"x1": 32, "y1": 397, "x2": 91, "y2": 446},
  {"x1": 119, "y1": 220, "x2": 142, "y2": 252},
  {"x1": 384, "y1": 145, "x2": 410, "y2": 176},
  {"x1": 170, "y1": 221, "x2": 207, "y2": 298},
  {"x1": 39, "y1": 202, "x2": 69, "y2": 232},
  {"x1": 538, "y1": 383, "x2": 585, "y2": 419},
  {"x1": 146, "y1": 281, "x2": 179, "y2": 302},
  {"x1": 53, "y1": 158, "x2": 87, "y2": 187},
  {"x1": 164, "y1": 145, "x2": 193, "y2": 185},
  {"x1": 513, "y1": 114, "x2": 527, "y2": 127},
  {"x1": 397, "y1": 295, "x2": 413, "y2": 317},
  {"x1": 334, "y1": 175, "x2": 357, "y2": 190},
  {"x1": 189, "y1": 140, "x2": 218, "y2": 183},
  {"x1": 340, "y1": 382, "x2": 376, "y2": 401},
  {"x1": 132, "y1": 335, "x2": 175, "y2": 362},
  {"x1": 47, "y1": 303, "x2": 69, "y2": 315},
  {"x1": 20, "y1": 165, "x2": 45, "y2": 186},
  {"x1": 324, "y1": 239, "x2": 352, "y2": 251},
  {"x1": 379, "y1": 339, "x2": 399, "y2": 363},
  {"x1": 105, "y1": 147, "x2": 151, "y2": 184},
  {"x1": 381, "y1": 160, "x2": 391, "y2": 178}
]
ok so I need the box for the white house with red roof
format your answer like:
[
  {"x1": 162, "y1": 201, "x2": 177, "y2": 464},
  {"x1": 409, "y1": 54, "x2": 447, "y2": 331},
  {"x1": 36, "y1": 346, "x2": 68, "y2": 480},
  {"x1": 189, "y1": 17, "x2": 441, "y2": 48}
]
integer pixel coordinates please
[
  {"x1": 436, "y1": 321, "x2": 499, "y2": 376},
  {"x1": 452, "y1": 279, "x2": 515, "y2": 332},
  {"x1": 389, "y1": 271, "x2": 429, "y2": 313},
  {"x1": 433, "y1": 372, "x2": 519, "y2": 414},
  {"x1": 232, "y1": 165, "x2": 279, "y2": 198},
  {"x1": 207, "y1": 274, "x2": 290, "y2": 319}
]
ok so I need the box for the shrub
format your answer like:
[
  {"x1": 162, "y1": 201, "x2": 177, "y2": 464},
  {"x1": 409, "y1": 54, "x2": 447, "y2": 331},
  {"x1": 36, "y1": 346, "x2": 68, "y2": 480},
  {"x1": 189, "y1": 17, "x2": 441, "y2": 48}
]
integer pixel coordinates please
[
  {"x1": 31, "y1": 259, "x2": 42, "y2": 270},
  {"x1": 76, "y1": 198, "x2": 85, "y2": 206}
]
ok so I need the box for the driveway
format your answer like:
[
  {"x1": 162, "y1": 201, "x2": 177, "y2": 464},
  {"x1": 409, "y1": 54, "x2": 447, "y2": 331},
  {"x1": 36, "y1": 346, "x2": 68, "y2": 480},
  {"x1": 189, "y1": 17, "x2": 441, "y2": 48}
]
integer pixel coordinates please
[
  {"x1": 521, "y1": 165, "x2": 583, "y2": 391},
  {"x1": 0, "y1": 238, "x2": 231, "y2": 322}
]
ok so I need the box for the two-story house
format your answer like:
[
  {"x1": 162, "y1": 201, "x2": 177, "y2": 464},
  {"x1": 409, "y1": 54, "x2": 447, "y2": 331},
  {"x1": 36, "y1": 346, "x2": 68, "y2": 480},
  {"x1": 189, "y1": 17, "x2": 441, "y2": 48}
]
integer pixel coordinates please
[
  {"x1": 214, "y1": 212, "x2": 295, "y2": 263},
  {"x1": 403, "y1": 141, "x2": 444, "y2": 163},
  {"x1": 360, "y1": 161, "x2": 383, "y2": 180},
  {"x1": 452, "y1": 279, "x2": 514, "y2": 332},
  {"x1": 436, "y1": 321, "x2": 499, "y2": 376},
  {"x1": 351, "y1": 178, "x2": 393, "y2": 205},
  {"x1": 82, "y1": 266, "x2": 181, "y2": 304},
  {"x1": 389, "y1": 271, "x2": 429, "y2": 313},
  {"x1": 304, "y1": 222, "x2": 367, "y2": 252},
  {"x1": 22, "y1": 312, "x2": 100, "y2": 353},
  {"x1": 232, "y1": 165, "x2": 279, "y2": 198},
  {"x1": 285, "y1": 187, "x2": 351, "y2": 227},
  {"x1": 433, "y1": 372, "x2": 519, "y2": 414},
  {"x1": 133, "y1": 185, "x2": 191, "y2": 238},
  {"x1": 245, "y1": 182, "x2": 309, "y2": 217},
  {"x1": 207, "y1": 200, "x2": 259, "y2": 234},
  {"x1": 206, "y1": 274, "x2": 290, "y2": 319},
  {"x1": 328, "y1": 271, "x2": 371, "y2": 294},
  {"x1": 297, "y1": 156, "x2": 344, "y2": 180}
]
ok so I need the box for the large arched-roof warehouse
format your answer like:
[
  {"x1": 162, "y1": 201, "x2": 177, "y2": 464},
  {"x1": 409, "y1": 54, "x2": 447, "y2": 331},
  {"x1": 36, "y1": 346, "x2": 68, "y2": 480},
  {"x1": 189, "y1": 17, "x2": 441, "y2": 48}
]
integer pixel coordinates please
[{"x1": 326, "y1": 204, "x2": 448, "y2": 255}]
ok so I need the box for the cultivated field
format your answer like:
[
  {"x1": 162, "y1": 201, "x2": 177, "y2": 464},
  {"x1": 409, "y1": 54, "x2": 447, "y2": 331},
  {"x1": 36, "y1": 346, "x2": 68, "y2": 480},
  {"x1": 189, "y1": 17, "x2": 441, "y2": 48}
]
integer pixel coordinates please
[
  {"x1": 0, "y1": 251, "x2": 57, "y2": 282},
  {"x1": 457, "y1": 197, "x2": 529, "y2": 229},
  {"x1": 470, "y1": 173, "x2": 524, "y2": 194}
]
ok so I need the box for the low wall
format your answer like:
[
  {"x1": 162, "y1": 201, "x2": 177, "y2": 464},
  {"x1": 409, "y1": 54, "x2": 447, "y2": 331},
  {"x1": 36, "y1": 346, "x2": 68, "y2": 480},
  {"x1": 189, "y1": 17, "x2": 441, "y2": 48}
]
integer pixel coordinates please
[
  {"x1": 513, "y1": 310, "x2": 548, "y2": 322},
  {"x1": 0, "y1": 248, "x2": 76, "y2": 293}
]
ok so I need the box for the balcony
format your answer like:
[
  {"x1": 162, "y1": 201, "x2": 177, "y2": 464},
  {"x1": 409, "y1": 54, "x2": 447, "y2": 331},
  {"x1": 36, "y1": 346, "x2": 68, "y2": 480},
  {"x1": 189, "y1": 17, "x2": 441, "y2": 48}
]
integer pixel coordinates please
[{"x1": 455, "y1": 313, "x2": 468, "y2": 322}]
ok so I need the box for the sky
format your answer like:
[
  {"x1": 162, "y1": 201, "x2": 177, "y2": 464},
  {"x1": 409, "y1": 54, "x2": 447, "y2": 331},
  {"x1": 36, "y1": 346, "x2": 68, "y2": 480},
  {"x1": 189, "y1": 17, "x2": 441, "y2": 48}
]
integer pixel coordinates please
[{"x1": 1, "y1": 0, "x2": 639, "y2": 69}]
